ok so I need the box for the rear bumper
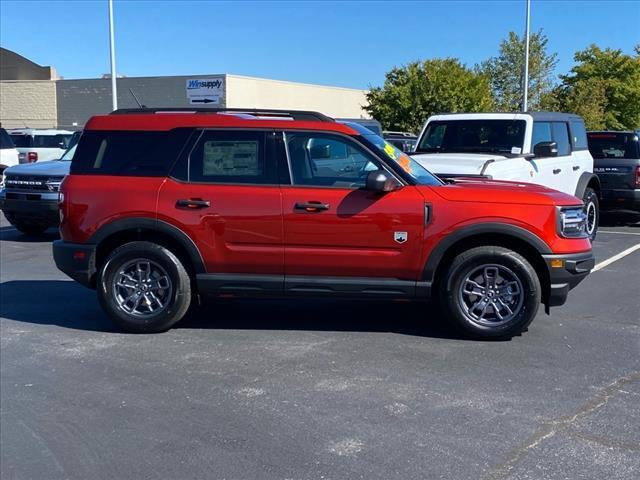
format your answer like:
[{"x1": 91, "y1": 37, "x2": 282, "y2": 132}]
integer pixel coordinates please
[
  {"x1": 600, "y1": 188, "x2": 640, "y2": 210},
  {"x1": 52, "y1": 240, "x2": 97, "y2": 288},
  {"x1": 0, "y1": 192, "x2": 60, "y2": 227},
  {"x1": 542, "y1": 251, "x2": 595, "y2": 307}
]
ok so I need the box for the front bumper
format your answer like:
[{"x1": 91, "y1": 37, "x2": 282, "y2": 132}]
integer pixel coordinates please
[
  {"x1": 600, "y1": 188, "x2": 640, "y2": 210},
  {"x1": 542, "y1": 251, "x2": 595, "y2": 308},
  {"x1": 0, "y1": 191, "x2": 60, "y2": 227},
  {"x1": 52, "y1": 240, "x2": 97, "y2": 288}
]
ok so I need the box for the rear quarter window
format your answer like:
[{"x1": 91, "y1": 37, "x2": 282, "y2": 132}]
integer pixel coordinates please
[{"x1": 70, "y1": 129, "x2": 193, "y2": 176}]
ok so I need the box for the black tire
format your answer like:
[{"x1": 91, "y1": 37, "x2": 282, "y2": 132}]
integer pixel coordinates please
[
  {"x1": 439, "y1": 246, "x2": 541, "y2": 340},
  {"x1": 582, "y1": 187, "x2": 599, "y2": 242},
  {"x1": 97, "y1": 241, "x2": 192, "y2": 333},
  {"x1": 14, "y1": 223, "x2": 49, "y2": 236}
]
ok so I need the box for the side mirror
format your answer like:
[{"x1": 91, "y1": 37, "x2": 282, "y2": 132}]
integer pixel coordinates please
[
  {"x1": 365, "y1": 170, "x2": 400, "y2": 193},
  {"x1": 533, "y1": 141, "x2": 558, "y2": 158}
]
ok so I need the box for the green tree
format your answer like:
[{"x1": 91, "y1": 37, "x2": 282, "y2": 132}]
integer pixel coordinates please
[
  {"x1": 480, "y1": 30, "x2": 558, "y2": 111},
  {"x1": 365, "y1": 59, "x2": 494, "y2": 132},
  {"x1": 554, "y1": 45, "x2": 640, "y2": 130}
]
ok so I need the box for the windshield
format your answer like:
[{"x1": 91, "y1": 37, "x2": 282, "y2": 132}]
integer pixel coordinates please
[
  {"x1": 59, "y1": 143, "x2": 77, "y2": 161},
  {"x1": 416, "y1": 120, "x2": 527, "y2": 155},
  {"x1": 588, "y1": 132, "x2": 640, "y2": 159},
  {"x1": 363, "y1": 133, "x2": 442, "y2": 185}
]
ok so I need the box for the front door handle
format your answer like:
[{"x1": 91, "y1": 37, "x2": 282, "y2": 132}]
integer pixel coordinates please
[
  {"x1": 176, "y1": 198, "x2": 210, "y2": 209},
  {"x1": 294, "y1": 202, "x2": 330, "y2": 212},
  {"x1": 553, "y1": 169, "x2": 561, "y2": 174}
]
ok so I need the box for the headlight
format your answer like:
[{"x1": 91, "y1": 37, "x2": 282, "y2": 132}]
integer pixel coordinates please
[{"x1": 557, "y1": 206, "x2": 588, "y2": 238}]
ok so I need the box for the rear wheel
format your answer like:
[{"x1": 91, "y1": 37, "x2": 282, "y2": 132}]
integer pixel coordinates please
[
  {"x1": 97, "y1": 241, "x2": 192, "y2": 333},
  {"x1": 582, "y1": 187, "x2": 599, "y2": 242},
  {"x1": 439, "y1": 246, "x2": 541, "y2": 340}
]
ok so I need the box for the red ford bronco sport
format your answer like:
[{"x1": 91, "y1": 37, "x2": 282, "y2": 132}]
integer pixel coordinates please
[{"x1": 53, "y1": 108, "x2": 595, "y2": 339}]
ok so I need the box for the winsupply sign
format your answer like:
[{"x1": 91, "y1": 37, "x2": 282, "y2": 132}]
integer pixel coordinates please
[{"x1": 186, "y1": 78, "x2": 223, "y2": 105}]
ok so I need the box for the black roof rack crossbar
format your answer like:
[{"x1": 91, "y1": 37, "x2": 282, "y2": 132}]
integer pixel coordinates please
[{"x1": 110, "y1": 107, "x2": 334, "y2": 122}]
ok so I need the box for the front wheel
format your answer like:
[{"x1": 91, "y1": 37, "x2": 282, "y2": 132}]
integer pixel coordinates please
[
  {"x1": 439, "y1": 246, "x2": 541, "y2": 340},
  {"x1": 97, "y1": 241, "x2": 192, "y2": 333},
  {"x1": 582, "y1": 187, "x2": 599, "y2": 242}
]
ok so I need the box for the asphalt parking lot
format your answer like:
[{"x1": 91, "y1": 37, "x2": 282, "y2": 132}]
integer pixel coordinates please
[{"x1": 1, "y1": 212, "x2": 638, "y2": 480}]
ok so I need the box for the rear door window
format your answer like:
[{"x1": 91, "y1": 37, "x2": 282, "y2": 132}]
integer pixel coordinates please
[
  {"x1": 570, "y1": 121, "x2": 588, "y2": 150},
  {"x1": 188, "y1": 130, "x2": 276, "y2": 184}
]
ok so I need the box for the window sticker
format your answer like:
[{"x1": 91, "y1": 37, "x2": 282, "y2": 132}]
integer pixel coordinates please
[
  {"x1": 202, "y1": 140, "x2": 259, "y2": 176},
  {"x1": 383, "y1": 141, "x2": 399, "y2": 160}
]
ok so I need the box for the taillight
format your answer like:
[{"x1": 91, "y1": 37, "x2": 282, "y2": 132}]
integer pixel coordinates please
[
  {"x1": 636, "y1": 166, "x2": 640, "y2": 188},
  {"x1": 18, "y1": 152, "x2": 26, "y2": 163},
  {"x1": 27, "y1": 152, "x2": 38, "y2": 163}
]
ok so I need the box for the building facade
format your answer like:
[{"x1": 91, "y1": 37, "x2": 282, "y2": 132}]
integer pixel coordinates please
[{"x1": 1, "y1": 49, "x2": 370, "y2": 130}]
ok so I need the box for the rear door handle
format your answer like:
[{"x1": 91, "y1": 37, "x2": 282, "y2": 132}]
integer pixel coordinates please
[
  {"x1": 176, "y1": 198, "x2": 210, "y2": 209},
  {"x1": 294, "y1": 202, "x2": 330, "y2": 212},
  {"x1": 553, "y1": 169, "x2": 561, "y2": 174},
  {"x1": 573, "y1": 166, "x2": 580, "y2": 171}
]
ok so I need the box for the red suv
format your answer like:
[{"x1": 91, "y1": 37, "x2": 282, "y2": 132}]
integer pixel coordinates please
[{"x1": 53, "y1": 108, "x2": 595, "y2": 339}]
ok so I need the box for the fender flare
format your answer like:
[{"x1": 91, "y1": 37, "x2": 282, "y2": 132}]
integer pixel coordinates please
[
  {"x1": 574, "y1": 172, "x2": 600, "y2": 199},
  {"x1": 421, "y1": 223, "x2": 551, "y2": 293},
  {"x1": 89, "y1": 217, "x2": 206, "y2": 274}
]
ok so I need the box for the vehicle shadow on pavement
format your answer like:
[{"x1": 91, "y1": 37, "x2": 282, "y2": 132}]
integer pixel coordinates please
[
  {"x1": 0, "y1": 280, "x2": 464, "y2": 340},
  {"x1": 599, "y1": 210, "x2": 640, "y2": 228},
  {"x1": 0, "y1": 280, "x2": 114, "y2": 332},
  {"x1": 0, "y1": 226, "x2": 59, "y2": 242}
]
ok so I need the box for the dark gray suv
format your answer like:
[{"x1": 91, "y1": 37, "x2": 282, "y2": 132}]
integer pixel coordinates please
[{"x1": 588, "y1": 131, "x2": 640, "y2": 212}]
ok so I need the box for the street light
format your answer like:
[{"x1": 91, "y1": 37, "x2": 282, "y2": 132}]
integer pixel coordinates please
[
  {"x1": 522, "y1": 0, "x2": 531, "y2": 112},
  {"x1": 108, "y1": 0, "x2": 118, "y2": 111}
]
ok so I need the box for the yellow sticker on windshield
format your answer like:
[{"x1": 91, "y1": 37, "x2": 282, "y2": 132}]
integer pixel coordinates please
[{"x1": 383, "y1": 142, "x2": 398, "y2": 160}]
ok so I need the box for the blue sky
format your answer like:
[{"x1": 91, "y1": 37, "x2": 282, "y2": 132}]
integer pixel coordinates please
[{"x1": 1, "y1": 0, "x2": 638, "y2": 89}]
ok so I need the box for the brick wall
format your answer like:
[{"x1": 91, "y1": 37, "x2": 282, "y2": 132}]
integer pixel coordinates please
[{"x1": 0, "y1": 80, "x2": 57, "y2": 129}]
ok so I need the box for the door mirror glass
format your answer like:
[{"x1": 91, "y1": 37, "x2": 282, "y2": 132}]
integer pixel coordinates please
[
  {"x1": 365, "y1": 170, "x2": 400, "y2": 192},
  {"x1": 533, "y1": 141, "x2": 558, "y2": 158}
]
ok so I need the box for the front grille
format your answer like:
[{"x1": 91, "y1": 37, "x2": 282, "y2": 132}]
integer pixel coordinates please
[{"x1": 4, "y1": 175, "x2": 64, "y2": 192}]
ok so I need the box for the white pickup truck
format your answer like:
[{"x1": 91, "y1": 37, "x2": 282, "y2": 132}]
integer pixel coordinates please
[{"x1": 412, "y1": 112, "x2": 600, "y2": 240}]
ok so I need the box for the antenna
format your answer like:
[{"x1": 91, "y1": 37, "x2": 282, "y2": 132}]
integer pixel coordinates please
[{"x1": 129, "y1": 89, "x2": 146, "y2": 108}]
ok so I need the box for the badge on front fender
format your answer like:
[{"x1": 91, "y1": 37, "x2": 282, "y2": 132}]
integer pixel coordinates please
[{"x1": 394, "y1": 231, "x2": 408, "y2": 244}]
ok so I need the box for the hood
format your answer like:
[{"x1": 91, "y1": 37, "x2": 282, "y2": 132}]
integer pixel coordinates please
[
  {"x1": 427, "y1": 178, "x2": 581, "y2": 206},
  {"x1": 411, "y1": 152, "x2": 508, "y2": 175},
  {"x1": 4, "y1": 160, "x2": 70, "y2": 177}
]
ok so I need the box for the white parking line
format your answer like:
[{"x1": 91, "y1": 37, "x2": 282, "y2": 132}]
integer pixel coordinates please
[
  {"x1": 598, "y1": 231, "x2": 640, "y2": 236},
  {"x1": 593, "y1": 243, "x2": 640, "y2": 272}
]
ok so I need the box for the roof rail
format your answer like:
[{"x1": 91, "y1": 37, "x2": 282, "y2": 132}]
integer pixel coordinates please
[{"x1": 110, "y1": 107, "x2": 334, "y2": 122}]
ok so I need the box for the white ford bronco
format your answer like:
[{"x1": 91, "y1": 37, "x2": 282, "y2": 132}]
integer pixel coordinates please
[{"x1": 412, "y1": 112, "x2": 600, "y2": 240}]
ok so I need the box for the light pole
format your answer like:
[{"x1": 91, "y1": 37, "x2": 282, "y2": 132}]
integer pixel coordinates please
[
  {"x1": 108, "y1": 0, "x2": 118, "y2": 111},
  {"x1": 522, "y1": 0, "x2": 531, "y2": 112}
]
